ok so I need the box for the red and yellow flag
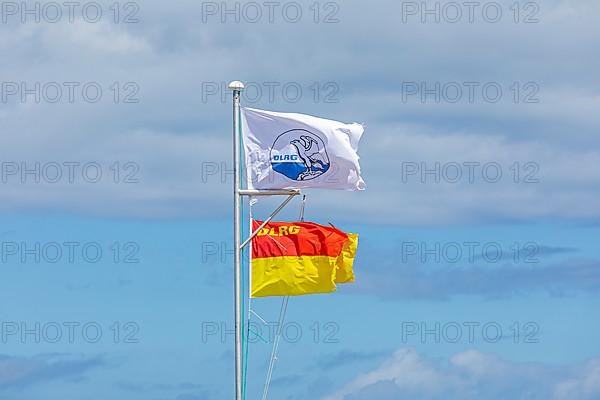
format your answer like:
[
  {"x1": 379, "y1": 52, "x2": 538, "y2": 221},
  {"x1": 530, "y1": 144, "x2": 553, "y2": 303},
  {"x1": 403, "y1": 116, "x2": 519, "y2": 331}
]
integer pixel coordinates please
[{"x1": 251, "y1": 220, "x2": 358, "y2": 298}]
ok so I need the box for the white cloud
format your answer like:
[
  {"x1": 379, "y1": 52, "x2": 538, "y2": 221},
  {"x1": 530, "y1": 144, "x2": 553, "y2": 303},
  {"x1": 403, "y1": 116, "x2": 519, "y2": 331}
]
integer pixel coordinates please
[
  {"x1": 324, "y1": 349, "x2": 600, "y2": 400},
  {"x1": 42, "y1": 21, "x2": 153, "y2": 55},
  {"x1": 323, "y1": 349, "x2": 452, "y2": 400},
  {"x1": 554, "y1": 360, "x2": 600, "y2": 400}
]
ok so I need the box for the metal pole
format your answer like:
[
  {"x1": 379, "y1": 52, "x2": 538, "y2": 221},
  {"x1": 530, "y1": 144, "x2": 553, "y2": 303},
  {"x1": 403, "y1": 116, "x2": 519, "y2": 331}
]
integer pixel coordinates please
[
  {"x1": 239, "y1": 189, "x2": 300, "y2": 196},
  {"x1": 240, "y1": 193, "x2": 298, "y2": 250},
  {"x1": 229, "y1": 80, "x2": 245, "y2": 400}
]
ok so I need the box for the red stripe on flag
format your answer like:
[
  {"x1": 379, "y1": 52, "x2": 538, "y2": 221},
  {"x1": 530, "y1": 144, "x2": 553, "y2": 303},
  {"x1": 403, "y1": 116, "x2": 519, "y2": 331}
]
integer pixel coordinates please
[{"x1": 251, "y1": 220, "x2": 348, "y2": 259}]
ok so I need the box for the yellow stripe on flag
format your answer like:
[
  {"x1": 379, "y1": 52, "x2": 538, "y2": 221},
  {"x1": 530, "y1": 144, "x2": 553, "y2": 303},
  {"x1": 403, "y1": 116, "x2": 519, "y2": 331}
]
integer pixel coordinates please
[
  {"x1": 251, "y1": 256, "x2": 338, "y2": 298},
  {"x1": 335, "y1": 233, "x2": 358, "y2": 284}
]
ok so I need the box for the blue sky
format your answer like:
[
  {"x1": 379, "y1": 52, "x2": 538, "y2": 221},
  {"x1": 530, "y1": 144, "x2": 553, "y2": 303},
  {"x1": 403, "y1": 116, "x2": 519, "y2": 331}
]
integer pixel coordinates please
[{"x1": 1, "y1": 1, "x2": 600, "y2": 399}]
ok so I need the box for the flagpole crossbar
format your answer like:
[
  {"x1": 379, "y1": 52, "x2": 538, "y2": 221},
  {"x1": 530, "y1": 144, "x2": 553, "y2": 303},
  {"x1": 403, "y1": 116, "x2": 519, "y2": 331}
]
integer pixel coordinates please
[
  {"x1": 240, "y1": 193, "x2": 298, "y2": 250},
  {"x1": 239, "y1": 189, "x2": 301, "y2": 196}
]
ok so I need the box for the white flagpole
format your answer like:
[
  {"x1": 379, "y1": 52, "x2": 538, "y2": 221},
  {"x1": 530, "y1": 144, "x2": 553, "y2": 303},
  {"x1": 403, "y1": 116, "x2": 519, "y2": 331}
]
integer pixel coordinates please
[{"x1": 229, "y1": 80, "x2": 245, "y2": 400}]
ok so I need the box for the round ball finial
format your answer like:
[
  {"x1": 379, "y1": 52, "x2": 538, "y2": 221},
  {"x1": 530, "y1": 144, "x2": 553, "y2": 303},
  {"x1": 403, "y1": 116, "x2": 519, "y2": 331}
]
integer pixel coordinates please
[{"x1": 228, "y1": 81, "x2": 245, "y2": 91}]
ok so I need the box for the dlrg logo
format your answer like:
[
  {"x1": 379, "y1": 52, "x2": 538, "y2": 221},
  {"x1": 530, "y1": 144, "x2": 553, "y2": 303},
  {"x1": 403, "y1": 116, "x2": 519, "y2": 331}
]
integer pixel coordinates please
[
  {"x1": 270, "y1": 130, "x2": 331, "y2": 181},
  {"x1": 256, "y1": 225, "x2": 301, "y2": 237},
  {"x1": 272, "y1": 154, "x2": 299, "y2": 161}
]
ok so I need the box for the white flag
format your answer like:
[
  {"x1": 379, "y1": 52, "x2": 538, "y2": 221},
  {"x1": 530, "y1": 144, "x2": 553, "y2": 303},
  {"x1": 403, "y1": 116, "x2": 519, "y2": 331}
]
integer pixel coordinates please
[{"x1": 241, "y1": 107, "x2": 365, "y2": 191}]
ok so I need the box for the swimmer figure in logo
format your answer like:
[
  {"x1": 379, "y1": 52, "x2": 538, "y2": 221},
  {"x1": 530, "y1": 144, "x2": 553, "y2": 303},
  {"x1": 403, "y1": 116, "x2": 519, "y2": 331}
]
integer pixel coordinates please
[{"x1": 290, "y1": 135, "x2": 327, "y2": 179}]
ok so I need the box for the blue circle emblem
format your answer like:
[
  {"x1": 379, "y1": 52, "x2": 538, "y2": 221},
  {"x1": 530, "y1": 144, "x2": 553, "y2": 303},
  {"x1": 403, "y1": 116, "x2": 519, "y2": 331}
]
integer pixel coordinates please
[{"x1": 270, "y1": 129, "x2": 330, "y2": 181}]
